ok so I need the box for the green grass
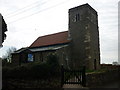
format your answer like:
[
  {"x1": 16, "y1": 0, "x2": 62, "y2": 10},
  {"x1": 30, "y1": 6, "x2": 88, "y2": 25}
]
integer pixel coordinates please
[{"x1": 86, "y1": 69, "x2": 107, "y2": 74}]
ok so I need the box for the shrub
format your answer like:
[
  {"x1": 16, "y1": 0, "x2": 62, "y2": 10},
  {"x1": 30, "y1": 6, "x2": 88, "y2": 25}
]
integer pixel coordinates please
[
  {"x1": 3, "y1": 53, "x2": 60, "y2": 79},
  {"x1": 46, "y1": 53, "x2": 60, "y2": 76}
]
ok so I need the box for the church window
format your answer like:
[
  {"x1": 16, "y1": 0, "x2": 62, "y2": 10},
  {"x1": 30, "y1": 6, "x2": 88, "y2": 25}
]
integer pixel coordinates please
[
  {"x1": 73, "y1": 13, "x2": 80, "y2": 22},
  {"x1": 28, "y1": 54, "x2": 33, "y2": 62},
  {"x1": 77, "y1": 13, "x2": 80, "y2": 21},
  {"x1": 73, "y1": 16, "x2": 76, "y2": 22},
  {"x1": 76, "y1": 13, "x2": 80, "y2": 21}
]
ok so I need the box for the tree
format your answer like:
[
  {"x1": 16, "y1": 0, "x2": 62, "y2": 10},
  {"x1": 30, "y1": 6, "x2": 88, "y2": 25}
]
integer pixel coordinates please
[
  {"x1": 3, "y1": 47, "x2": 17, "y2": 63},
  {"x1": 0, "y1": 13, "x2": 7, "y2": 47}
]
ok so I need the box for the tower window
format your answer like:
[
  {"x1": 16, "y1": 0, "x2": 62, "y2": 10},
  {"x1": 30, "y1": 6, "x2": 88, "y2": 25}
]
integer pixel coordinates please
[
  {"x1": 76, "y1": 14, "x2": 80, "y2": 21},
  {"x1": 73, "y1": 13, "x2": 80, "y2": 22},
  {"x1": 75, "y1": 13, "x2": 80, "y2": 21}
]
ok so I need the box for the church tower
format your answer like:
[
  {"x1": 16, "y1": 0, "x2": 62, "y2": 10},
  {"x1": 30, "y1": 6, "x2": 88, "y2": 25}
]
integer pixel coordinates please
[{"x1": 68, "y1": 4, "x2": 100, "y2": 70}]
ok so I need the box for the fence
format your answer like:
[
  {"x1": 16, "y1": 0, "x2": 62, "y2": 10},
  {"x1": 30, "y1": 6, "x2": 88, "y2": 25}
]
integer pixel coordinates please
[{"x1": 61, "y1": 66, "x2": 86, "y2": 87}]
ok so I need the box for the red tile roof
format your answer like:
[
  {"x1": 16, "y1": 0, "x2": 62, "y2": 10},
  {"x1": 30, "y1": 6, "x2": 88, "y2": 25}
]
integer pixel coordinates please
[{"x1": 29, "y1": 31, "x2": 70, "y2": 48}]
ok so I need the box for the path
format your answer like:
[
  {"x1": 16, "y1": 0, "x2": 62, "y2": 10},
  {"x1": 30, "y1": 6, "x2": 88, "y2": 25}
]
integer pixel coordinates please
[
  {"x1": 63, "y1": 84, "x2": 88, "y2": 88},
  {"x1": 63, "y1": 81, "x2": 120, "y2": 89},
  {"x1": 62, "y1": 77, "x2": 87, "y2": 89}
]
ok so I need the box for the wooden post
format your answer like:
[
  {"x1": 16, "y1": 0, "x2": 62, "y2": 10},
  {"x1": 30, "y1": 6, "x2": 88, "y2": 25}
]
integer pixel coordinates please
[{"x1": 82, "y1": 66, "x2": 86, "y2": 87}]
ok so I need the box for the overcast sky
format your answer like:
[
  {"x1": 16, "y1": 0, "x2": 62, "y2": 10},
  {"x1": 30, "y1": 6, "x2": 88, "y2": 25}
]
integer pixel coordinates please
[{"x1": 0, "y1": 0, "x2": 119, "y2": 64}]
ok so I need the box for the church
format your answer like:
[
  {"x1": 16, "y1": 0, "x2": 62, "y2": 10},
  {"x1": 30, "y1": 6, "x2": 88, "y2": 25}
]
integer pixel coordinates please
[{"x1": 12, "y1": 3, "x2": 100, "y2": 70}]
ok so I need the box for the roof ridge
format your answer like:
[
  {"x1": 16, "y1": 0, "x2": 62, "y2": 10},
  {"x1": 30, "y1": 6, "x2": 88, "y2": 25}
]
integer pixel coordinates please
[{"x1": 38, "y1": 31, "x2": 68, "y2": 38}]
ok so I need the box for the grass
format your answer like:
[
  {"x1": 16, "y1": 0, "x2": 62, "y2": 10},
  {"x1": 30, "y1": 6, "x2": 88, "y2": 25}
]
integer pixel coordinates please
[{"x1": 86, "y1": 66, "x2": 120, "y2": 74}]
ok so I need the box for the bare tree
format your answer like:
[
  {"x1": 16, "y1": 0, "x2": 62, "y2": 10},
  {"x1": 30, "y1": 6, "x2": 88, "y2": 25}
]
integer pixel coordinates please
[{"x1": 3, "y1": 47, "x2": 17, "y2": 62}]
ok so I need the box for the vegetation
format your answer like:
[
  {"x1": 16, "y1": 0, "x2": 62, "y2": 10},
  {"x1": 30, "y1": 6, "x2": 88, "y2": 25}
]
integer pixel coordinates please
[
  {"x1": 3, "y1": 53, "x2": 60, "y2": 79},
  {"x1": 86, "y1": 64, "x2": 120, "y2": 74},
  {"x1": 2, "y1": 53, "x2": 61, "y2": 88},
  {"x1": 2, "y1": 47, "x2": 17, "y2": 67}
]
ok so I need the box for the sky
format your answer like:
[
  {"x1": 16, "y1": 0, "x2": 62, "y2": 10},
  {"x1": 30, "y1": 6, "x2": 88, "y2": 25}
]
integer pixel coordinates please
[{"x1": 0, "y1": 0, "x2": 119, "y2": 64}]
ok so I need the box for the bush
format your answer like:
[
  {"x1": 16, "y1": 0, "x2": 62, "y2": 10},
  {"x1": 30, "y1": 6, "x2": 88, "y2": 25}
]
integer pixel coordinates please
[
  {"x1": 30, "y1": 62, "x2": 51, "y2": 79},
  {"x1": 3, "y1": 53, "x2": 60, "y2": 79},
  {"x1": 46, "y1": 53, "x2": 60, "y2": 76}
]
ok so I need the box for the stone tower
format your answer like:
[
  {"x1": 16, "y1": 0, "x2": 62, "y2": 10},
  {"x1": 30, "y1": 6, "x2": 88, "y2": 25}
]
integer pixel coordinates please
[{"x1": 68, "y1": 4, "x2": 100, "y2": 70}]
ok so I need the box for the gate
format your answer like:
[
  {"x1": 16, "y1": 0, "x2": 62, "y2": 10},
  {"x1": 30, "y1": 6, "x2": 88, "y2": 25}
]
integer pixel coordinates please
[{"x1": 61, "y1": 66, "x2": 86, "y2": 87}]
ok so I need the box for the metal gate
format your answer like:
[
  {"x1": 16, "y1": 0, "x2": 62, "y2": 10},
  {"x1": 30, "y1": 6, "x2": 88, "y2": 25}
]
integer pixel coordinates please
[{"x1": 61, "y1": 66, "x2": 86, "y2": 87}]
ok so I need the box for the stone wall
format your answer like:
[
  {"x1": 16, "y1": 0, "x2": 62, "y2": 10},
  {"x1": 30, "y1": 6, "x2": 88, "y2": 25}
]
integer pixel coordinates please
[
  {"x1": 33, "y1": 51, "x2": 55, "y2": 62},
  {"x1": 11, "y1": 54, "x2": 20, "y2": 65},
  {"x1": 56, "y1": 45, "x2": 70, "y2": 68},
  {"x1": 86, "y1": 68, "x2": 120, "y2": 87},
  {"x1": 101, "y1": 64, "x2": 120, "y2": 70}
]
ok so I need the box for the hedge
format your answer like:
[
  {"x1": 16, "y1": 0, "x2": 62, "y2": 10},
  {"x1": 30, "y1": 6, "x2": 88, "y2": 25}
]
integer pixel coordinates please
[{"x1": 3, "y1": 54, "x2": 61, "y2": 79}]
